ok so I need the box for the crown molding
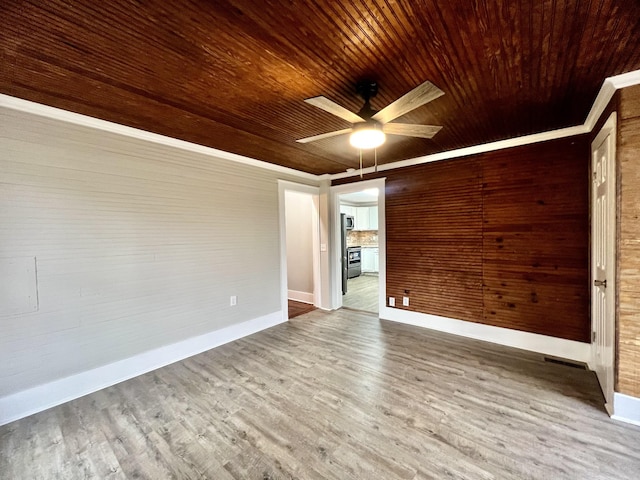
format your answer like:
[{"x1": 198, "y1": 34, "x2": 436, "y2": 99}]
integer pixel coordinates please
[
  {"x1": 331, "y1": 125, "x2": 587, "y2": 180},
  {"x1": 609, "y1": 69, "x2": 640, "y2": 89},
  {"x1": 331, "y1": 68, "x2": 640, "y2": 181},
  {"x1": 0, "y1": 94, "x2": 320, "y2": 182},
  {"x1": 2, "y1": 68, "x2": 640, "y2": 181},
  {"x1": 584, "y1": 80, "x2": 617, "y2": 132}
]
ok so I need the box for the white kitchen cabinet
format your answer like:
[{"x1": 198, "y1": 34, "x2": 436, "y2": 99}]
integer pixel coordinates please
[
  {"x1": 340, "y1": 205, "x2": 356, "y2": 217},
  {"x1": 342, "y1": 205, "x2": 378, "y2": 231},
  {"x1": 361, "y1": 247, "x2": 379, "y2": 273},
  {"x1": 368, "y1": 206, "x2": 378, "y2": 230},
  {"x1": 361, "y1": 247, "x2": 374, "y2": 272},
  {"x1": 355, "y1": 206, "x2": 369, "y2": 230},
  {"x1": 355, "y1": 206, "x2": 378, "y2": 230}
]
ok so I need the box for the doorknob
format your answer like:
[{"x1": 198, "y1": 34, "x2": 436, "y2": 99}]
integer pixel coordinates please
[{"x1": 594, "y1": 279, "x2": 607, "y2": 288}]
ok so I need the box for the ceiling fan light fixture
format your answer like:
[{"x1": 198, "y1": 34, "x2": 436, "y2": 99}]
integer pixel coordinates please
[{"x1": 349, "y1": 122, "x2": 386, "y2": 149}]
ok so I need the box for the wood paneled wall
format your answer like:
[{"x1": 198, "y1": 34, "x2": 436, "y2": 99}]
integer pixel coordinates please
[
  {"x1": 386, "y1": 158, "x2": 484, "y2": 322},
  {"x1": 480, "y1": 140, "x2": 589, "y2": 341},
  {"x1": 617, "y1": 84, "x2": 640, "y2": 397},
  {"x1": 340, "y1": 136, "x2": 590, "y2": 342}
]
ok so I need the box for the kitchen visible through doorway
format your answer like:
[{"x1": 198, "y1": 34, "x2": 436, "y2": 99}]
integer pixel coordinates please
[{"x1": 340, "y1": 188, "x2": 379, "y2": 313}]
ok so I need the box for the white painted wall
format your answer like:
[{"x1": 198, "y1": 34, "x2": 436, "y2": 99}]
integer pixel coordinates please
[
  {"x1": 285, "y1": 191, "x2": 314, "y2": 299},
  {"x1": 0, "y1": 106, "x2": 313, "y2": 399}
]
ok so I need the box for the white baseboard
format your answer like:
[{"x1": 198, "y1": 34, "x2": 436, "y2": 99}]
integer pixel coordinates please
[
  {"x1": 288, "y1": 289, "x2": 314, "y2": 304},
  {"x1": 379, "y1": 306, "x2": 591, "y2": 364},
  {"x1": 612, "y1": 393, "x2": 640, "y2": 427},
  {"x1": 0, "y1": 311, "x2": 285, "y2": 426}
]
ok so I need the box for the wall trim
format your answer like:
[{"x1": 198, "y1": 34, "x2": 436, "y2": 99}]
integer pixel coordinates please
[
  {"x1": 609, "y1": 69, "x2": 640, "y2": 89},
  {"x1": 612, "y1": 393, "x2": 640, "y2": 427},
  {"x1": 584, "y1": 80, "x2": 616, "y2": 131},
  {"x1": 330, "y1": 179, "x2": 387, "y2": 311},
  {"x1": 0, "y1": 94, "x2": 318, "y2": 182},
  {"x1": 331, "y1": 125, "x2": 587, "y2": 180},
  {"x1": 3, "y1": 69, "x2": 639, "y2": 182},
  {"x1": 278, "y1": 180, "x2": 323, "y2": 318},
  {"x1": 0, "y1": 311, "x2": 285, "y2": 426},
  {"x1": 288, "y1": 289, "x2": 314, "y2": 304},
  {"x1": 331, "y1": 68, "x2": 640, "y2": 181},
  {"x1": 379, "y1": 306, "x2": 591, "y2": 364}
]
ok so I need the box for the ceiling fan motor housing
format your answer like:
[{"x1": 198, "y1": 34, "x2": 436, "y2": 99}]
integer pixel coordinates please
[
  {"x1": 356, "y1": 80, "x2": 379, "y2": 101},
  {"x1": 356, "y1": 80, "x2": 379, "y2": 119}
]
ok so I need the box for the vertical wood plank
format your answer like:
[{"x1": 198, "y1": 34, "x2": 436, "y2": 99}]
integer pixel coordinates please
[{"x1": 617, "y1": 85, "x2": 640, "y2": 397}]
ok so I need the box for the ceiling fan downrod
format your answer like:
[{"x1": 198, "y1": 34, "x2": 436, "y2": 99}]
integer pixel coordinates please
[{"x1": 355, "y1": 80, "x2": 379, "y2": 119}]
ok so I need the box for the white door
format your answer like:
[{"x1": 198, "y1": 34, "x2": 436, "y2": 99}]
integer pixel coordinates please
[{"x1": 591, "y1": 112, "x2": 616, "y2": 414}]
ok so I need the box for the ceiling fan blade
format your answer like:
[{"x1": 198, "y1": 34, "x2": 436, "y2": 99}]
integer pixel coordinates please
[
  {"x1": 372, "y1": 81, "x2": 444, "y2": 124},
  {"x1": 304, "y1": 96, "x2": 364, "y2": 124},
  {"x1": 296, "y1": 128, "x2": 353, "y2": 143},
  {"x1": 383, "y1": 123, "x2": 443, "y2": 138}
]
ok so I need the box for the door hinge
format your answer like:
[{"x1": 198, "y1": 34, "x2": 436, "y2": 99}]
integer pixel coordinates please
[{"x1": 592, "y1": 331, "x2": 596, "y2": 342}]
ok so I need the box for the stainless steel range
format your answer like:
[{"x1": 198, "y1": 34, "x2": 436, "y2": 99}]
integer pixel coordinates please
[{"x1": 347, "y1": 246, "x2": 361, "y2": 279}]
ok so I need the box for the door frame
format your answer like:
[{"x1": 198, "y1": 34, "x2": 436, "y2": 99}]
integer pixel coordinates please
[
  {"x1": 590, "y1": 111, "x2": 617, "y2": 414},
  {"x1": 330, "y1": 178, "x2": 386, "y2": 312},
  {"x1": 278, "y1": 180, "x2": 321, "y2": 321}
]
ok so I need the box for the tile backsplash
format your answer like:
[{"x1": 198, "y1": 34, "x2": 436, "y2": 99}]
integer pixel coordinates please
[{"x1": 347, "y1": 230, "x2": 378, "y2": 246}]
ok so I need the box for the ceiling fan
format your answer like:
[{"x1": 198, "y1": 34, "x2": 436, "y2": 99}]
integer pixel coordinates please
[{"x1": 296, "y1": 80, "x2": 444, "y2": 150}]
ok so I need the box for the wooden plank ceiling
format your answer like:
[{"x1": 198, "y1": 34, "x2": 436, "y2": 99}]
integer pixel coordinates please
[{"x1": 2, "y1": 1, "x2": 639, "y2": 175}]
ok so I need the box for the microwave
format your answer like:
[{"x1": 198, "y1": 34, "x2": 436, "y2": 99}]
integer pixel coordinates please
[{"x1": 345, "y1": 215, "x2": 355, "y2": 230}]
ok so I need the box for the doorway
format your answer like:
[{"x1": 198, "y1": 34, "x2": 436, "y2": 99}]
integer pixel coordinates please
[
  {"x1": 339, "y1": 189, "x2": 379, "y2": 313},
  {"x1": 278, "y1": 181, "x2": 321, "y2": 320},
  {"x1": 331, "y1": 179, "x2": 386, "y2": 314},
  {"x1": 591, "y1": 112, "x2": 617, "y2": 415}
]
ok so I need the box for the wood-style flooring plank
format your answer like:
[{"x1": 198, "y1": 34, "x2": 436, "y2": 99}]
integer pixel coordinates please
[
  {"x1": 287, "y1": 300, "x2": 317, "y2": 319},
  {"x1": 2, "y1": 309, "x2": 640, "y2": 479},
  {"x1": 342, "y1": 274, "x2": 379, "y2": 313}
]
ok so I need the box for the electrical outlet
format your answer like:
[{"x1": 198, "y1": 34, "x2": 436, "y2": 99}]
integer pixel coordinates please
[
  {"x1": 402, "y1": 296, "x2": 409, "y2": 306},
  {"x1": 230, "y1": 295, "x2": 237, "y2": 306},
  {"x1": 388, "y1": 297, "x2": 395, "y2": 307}
]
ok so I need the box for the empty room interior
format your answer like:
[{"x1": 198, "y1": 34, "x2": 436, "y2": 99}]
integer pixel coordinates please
[{"x1": 2, "y1": 1, "x2": 640, "y2": 478}]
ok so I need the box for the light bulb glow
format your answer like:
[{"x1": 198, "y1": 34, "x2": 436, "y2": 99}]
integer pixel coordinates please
[{"x1": 349, "y1": 125, "x2": 386, "y2": 149}]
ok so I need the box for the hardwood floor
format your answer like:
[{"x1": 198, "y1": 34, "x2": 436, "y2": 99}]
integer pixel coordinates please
[
  {"x1": 343, "y1": 274, "x2": 379, "y2": 313},
  {"x1": 288, "y1": 300, "x2": 317, "y2": 319},
  {"x1": 2, "y1": 309, "x2": 640, "y2": 479}
]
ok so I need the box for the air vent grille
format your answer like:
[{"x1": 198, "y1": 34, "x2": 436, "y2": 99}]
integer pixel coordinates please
[{"x1": 543, "y1": 357, "x2": 587, "y2": 370}]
